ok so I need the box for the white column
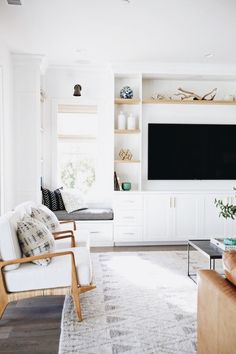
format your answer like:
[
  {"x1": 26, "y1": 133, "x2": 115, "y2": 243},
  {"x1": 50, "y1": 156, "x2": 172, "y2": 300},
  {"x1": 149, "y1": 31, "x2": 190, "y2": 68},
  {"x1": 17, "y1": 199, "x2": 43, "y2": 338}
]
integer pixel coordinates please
[{"x1": 12, "y1": 54, "x2": 44, "y2": 205}]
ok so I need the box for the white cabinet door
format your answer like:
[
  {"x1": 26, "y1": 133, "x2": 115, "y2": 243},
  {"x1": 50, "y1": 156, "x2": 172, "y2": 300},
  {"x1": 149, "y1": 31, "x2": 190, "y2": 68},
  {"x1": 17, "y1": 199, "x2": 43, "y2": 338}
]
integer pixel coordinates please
[
  {"x1": 144, "y1": 194, "x2": 171, "y2": 240},
  {"x1": 77, "y1": 221, "x2": 114, "y2": 247},
  {"x1": 114, "y1": 226, "x2": 143, "y2": 242},
  {"x1": 172, "y1": 195, "x2": 203, "y2": 241},
  {"x1": 204, "y1": 195, "x2": 227, "y2": 238}
]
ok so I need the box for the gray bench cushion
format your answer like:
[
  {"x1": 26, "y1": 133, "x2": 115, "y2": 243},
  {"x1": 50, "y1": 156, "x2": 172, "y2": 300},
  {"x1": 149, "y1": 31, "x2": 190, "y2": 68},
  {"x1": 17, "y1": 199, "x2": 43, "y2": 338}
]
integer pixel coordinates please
[{"x1": 54, "y1": 208, "x2": 113, "y2": 221}]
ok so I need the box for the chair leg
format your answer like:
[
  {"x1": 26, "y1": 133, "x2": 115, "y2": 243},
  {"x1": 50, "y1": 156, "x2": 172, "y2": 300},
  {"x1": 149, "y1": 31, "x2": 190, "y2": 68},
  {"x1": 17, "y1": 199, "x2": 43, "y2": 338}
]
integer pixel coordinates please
[
  {"x1": 72, "y1": 291, "x2": 82, "y2": 321},
  {"x1": 0, "y1": 299, "x2": 8, "y2": 319}
]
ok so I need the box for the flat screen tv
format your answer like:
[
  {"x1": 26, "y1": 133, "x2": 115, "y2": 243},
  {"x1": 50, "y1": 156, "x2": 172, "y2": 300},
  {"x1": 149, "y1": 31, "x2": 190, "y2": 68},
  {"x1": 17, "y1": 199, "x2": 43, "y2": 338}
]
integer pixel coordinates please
[{"x1": 148, "y1": 123, "x2": 236, "y2": 180}]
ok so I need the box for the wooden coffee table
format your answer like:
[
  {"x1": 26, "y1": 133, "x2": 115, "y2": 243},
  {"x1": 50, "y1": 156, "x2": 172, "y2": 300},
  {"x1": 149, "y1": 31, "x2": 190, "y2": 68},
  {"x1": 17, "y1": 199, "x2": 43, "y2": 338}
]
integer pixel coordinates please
[{"x1": 187, "y1": 239, "x2": 223, "y2": 283}]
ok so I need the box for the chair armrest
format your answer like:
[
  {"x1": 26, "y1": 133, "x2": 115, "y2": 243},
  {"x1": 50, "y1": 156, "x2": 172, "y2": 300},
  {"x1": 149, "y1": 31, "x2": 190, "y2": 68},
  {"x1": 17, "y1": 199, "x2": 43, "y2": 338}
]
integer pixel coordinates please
[
  {"x1": 0, "y1": 250, "x2": 75, "y2": 269},
  {"x1": 59, "y1": 220, "x2": 76, "y2": 231},
  {"x1": 52, "y1": 230, "x2": 76, "y2": 247},
  {"x1": 0, "y1": 250, "x2": 80, "y2": 293}
]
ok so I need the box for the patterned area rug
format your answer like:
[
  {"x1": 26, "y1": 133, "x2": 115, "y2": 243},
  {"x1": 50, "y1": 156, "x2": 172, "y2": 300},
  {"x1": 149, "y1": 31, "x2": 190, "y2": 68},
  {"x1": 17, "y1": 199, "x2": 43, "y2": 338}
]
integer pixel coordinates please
[{"x1": 59, "y1": 250, "x2": 219, "y2": 354}]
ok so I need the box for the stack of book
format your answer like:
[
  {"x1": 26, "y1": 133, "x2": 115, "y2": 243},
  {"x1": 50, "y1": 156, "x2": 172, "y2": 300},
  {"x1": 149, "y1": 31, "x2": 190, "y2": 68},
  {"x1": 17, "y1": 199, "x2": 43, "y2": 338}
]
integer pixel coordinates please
[{"x1": 210, "y1": 238, "x2": 236, "y2": 251}]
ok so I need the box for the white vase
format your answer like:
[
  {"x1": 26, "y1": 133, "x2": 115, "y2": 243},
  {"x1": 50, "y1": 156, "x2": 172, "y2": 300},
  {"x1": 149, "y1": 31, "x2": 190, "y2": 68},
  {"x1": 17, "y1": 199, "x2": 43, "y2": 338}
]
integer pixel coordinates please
[
  {"x1": 127, "y1": 113, "x2": 136, "y2": 130},
  {"x1": 118, "y1": 111, "x2": 126, "y2": 130}
]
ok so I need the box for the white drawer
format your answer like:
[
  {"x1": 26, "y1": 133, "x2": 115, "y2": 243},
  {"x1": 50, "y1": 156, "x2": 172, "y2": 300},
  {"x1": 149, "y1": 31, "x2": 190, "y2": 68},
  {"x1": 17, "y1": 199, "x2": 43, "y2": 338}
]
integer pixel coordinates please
[
  {"x1": 114, "y1": 194, "x2": 143, "y2": 210},
  {"x1": 76, "y1": 222, "x2": 114, "y2": 245},
  {"x1": 114, "y1": 226, "x2": 142, "y2": 242},
  {"x1": 115, "y1": 209, "x2": 143, "y2": 225}
]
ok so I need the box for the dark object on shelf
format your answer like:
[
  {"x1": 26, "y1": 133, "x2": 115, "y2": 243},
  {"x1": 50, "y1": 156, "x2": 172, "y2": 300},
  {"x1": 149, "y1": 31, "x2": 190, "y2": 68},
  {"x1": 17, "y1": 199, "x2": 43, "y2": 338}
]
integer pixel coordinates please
[
  {"x1": 122, "y1": 182, "x2": 131, "y2": 191},
  {"x1": 120, "y1": 86, "x2": 133, "y2": 99},
  {"x1": 114, "y1": 172, "x2": 120, "y2": 191},
  {"x1": 73, "y1": 84, "x2": 82, "y2": 96}
]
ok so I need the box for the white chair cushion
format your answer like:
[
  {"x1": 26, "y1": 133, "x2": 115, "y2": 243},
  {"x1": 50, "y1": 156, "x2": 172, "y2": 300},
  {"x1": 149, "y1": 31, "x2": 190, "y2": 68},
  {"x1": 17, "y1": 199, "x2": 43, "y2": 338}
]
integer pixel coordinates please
[
  {"x1": 4, "y1": 247, "x2": 92, "y2": 292},
  {"x1": 0, "y1": 212, "x2": 22, "y2": 270},
  {"x1": 55, "y1": 229, "x2": 90, "y2": 249}
]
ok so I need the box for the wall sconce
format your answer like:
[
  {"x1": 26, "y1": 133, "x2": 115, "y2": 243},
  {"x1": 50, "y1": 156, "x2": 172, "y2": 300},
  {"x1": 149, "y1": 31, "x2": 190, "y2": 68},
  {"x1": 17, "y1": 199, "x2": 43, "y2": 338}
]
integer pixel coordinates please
[{"x1": 73, "y1": 84, "x2": 82, "y2": 96}]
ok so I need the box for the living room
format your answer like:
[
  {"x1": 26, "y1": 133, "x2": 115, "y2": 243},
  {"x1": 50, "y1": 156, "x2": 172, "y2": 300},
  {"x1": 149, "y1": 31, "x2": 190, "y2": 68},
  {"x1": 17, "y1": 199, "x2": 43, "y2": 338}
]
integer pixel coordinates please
[{"x1": 0, "y1": 1, "x2": 236, "y2": 353}]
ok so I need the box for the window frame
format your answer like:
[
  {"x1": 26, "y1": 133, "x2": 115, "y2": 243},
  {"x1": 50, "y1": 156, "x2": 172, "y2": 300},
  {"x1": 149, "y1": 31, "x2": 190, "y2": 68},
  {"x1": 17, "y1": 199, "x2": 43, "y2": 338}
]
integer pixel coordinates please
[{"x1": 51, "y1": 99, "x2": 100, "y2": 194}]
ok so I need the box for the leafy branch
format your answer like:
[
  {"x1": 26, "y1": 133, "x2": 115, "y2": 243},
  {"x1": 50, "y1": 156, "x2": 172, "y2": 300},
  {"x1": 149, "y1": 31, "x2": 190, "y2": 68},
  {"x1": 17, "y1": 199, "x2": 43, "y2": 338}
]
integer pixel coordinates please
[{"x1": 215, "y1": 189, "x2": 236, "y2": 220}]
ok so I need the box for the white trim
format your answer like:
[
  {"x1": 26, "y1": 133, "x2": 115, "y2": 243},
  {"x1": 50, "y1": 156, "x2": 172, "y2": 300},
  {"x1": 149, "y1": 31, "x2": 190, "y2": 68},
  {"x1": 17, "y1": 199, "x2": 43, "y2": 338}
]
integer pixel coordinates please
[{"x1": 0, "y1": 67, "x2": 4, "y2": 214}]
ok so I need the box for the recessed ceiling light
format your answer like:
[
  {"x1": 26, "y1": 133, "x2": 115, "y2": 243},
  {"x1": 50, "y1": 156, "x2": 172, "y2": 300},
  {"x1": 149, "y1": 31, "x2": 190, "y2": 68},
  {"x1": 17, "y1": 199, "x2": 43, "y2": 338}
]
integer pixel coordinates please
[
  {"x1": 204, "y1": 53, "x2": 214, "y2": 58},
  {"x1": 76, "y1": 49, "x2": 85, "y2": 54}
]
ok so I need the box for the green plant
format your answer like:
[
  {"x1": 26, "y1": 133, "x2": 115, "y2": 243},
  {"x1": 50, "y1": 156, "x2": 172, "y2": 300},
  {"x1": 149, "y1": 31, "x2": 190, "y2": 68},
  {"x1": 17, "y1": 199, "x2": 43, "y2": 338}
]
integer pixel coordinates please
[{"x1": 215, "y1": 188, "x2": 236, "y2": 220}]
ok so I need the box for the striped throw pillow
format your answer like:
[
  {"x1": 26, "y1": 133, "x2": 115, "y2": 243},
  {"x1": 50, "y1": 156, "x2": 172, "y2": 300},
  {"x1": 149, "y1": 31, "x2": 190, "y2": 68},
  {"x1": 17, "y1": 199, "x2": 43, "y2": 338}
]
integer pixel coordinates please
[{"x1": 41, "y1": 187, "x2": 65, "y2": 211}]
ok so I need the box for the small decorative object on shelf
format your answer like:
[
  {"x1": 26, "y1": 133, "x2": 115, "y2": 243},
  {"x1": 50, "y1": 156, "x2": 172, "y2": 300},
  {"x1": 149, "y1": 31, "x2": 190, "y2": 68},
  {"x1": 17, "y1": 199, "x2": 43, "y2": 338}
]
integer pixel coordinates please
[
  {"x1": 122, "y1": 182, "x2": 131, "y2": 191},
  {"x1": 174, "y1": 87, "x2": 217, "y2": 101},
  {"x1": 211, "y1": 237, "x2": 236, "y2": 251},
  {"x1": 117, "y1": 111, "x2": 126, "y2": 130},
  {"x1": 224, "y1": 94, "x2": 235, "y2": 101},
  {"x1": 224, "y1": 238, "x2": 236, "y2": 246},
  {"x1": 118, "y1": 148, "x2": 133, "y2": 161},
  {"x1": 120, "y1": 86, "x2": 133, "y2": 99},
  {"x1": 151, "y1": 94, "x2": 167, "y2": 100},
  {"x1": 73, "y1": 84, "x2": 82, "y2": 97},
  {"x1": 127, "y1": 113, "x2": 136, "y2": 130}
]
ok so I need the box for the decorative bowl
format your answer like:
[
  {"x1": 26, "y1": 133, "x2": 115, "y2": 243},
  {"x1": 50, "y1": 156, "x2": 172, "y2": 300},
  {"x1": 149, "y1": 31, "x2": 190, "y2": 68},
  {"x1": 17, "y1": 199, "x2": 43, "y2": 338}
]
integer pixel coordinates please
[{"x1": 122, "y1": 182, "x2": 131, "y2": 191}]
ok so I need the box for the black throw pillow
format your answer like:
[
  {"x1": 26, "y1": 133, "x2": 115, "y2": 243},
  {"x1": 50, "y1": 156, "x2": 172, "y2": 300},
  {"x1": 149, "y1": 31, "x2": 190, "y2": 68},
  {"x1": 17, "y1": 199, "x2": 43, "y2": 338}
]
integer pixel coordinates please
[{"x1": 41, "y1": 187, "x2": 65, "y2": 211}]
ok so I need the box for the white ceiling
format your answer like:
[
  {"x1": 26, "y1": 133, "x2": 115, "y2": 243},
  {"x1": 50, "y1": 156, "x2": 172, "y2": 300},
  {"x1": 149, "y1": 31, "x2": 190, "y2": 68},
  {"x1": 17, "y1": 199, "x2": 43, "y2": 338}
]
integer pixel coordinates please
[{"x1": 0, "y1": 0, "x2": 236, "y2": 66}]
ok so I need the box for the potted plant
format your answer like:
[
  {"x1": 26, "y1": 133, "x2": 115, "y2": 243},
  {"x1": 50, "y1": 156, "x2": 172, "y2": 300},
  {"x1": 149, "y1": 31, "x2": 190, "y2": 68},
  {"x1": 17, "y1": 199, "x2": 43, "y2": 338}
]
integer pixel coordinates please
[
  {"x1": 215, "y1": 190, "x2": 236, "y2": 245},
  {"x1": 215, "y1": 190, "x2": 236, "y2": 220}
]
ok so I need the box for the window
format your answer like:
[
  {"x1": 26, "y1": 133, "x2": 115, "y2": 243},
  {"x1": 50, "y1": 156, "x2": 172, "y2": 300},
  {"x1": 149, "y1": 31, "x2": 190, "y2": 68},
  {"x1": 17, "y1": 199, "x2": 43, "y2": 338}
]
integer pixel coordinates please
[{"x1": 57, "y1": 104, "x2": 98, "y2": 195}]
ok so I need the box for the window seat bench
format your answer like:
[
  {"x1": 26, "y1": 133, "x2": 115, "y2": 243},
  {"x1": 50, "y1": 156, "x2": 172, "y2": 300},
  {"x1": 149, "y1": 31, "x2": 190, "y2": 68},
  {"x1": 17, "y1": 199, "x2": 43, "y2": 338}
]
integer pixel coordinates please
[
  {"x1": 54, "y1": 208, "x2": 114, "y2": 221},
  {"x1": 54, "y1": 208, "x2": 114, "y2": 247}
]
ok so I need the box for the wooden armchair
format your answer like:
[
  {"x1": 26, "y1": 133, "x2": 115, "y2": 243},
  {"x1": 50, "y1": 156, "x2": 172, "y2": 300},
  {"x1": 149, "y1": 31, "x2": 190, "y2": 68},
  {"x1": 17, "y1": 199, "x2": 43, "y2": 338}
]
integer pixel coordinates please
[{"x1": 0, "y1": 211, "x2": 95, "y2": 321}]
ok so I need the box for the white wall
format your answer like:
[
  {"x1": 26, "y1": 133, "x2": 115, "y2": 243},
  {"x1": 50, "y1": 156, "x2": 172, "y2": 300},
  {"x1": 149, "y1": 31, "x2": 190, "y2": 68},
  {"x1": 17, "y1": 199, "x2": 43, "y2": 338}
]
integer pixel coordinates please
[
  {"x1": 0, "y1": 38, "x2": 14, "y2": 213},
  {"x1": 44, "y1": 65, "x2": 114, "y2": 207}
]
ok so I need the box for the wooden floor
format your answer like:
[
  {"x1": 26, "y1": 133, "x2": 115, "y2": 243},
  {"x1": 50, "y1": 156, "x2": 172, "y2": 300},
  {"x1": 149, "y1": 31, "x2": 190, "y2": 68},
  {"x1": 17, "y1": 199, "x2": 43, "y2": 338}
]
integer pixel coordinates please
[{"x1": 0, "y1": 245, "x2": 185, "y2": 354}]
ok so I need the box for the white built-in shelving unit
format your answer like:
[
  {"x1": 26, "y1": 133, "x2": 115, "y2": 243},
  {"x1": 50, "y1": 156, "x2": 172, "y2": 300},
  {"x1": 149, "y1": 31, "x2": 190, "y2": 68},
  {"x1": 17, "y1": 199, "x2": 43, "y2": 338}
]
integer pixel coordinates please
[
  {"x1": 114, "y1": 74, "x2": 142, "y2": 191},
  {"x1": 113, "y1": 71, "x2": 236, "y2": 245}
]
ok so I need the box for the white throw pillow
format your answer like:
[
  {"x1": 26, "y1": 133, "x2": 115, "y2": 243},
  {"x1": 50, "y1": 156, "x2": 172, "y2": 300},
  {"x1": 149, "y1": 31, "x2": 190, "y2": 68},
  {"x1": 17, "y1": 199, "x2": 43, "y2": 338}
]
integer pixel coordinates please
[
  {"x1": 60, "y1": 190, "x2": 87, "y2": 213},
  {"x1": 17, "y1": 217, "x2": 55, "y2": 266},
  {"x1": 31, "y1": 206, "x2": 60, "y2": 232}
]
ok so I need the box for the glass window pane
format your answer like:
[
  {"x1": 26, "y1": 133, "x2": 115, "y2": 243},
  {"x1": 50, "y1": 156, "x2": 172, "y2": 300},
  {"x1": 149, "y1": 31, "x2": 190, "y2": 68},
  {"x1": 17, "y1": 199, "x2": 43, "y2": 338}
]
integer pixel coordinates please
[
  {"x1": 58, "y1": 113, "x2": 97, "y2": 136},
  {"x1": 57, "y1": 109, "x2": 98, "y2": 195}
]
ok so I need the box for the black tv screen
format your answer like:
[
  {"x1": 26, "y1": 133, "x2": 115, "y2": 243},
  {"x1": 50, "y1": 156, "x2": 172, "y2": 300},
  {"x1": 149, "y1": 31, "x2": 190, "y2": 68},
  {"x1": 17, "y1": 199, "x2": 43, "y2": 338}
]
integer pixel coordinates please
[{"x1": 148, "y1": 123, "x2": 236, "y2": 180}]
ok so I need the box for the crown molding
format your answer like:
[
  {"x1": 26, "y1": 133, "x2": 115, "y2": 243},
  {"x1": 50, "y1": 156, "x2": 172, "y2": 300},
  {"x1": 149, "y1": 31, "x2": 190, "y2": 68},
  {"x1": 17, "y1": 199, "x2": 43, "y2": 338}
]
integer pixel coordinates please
[
  {"x1": 111, "y1": 61, "x2": 236, "y2": 78},
  {"x1": 11, "y1": 53, "x2": 47, "y2": 72}
]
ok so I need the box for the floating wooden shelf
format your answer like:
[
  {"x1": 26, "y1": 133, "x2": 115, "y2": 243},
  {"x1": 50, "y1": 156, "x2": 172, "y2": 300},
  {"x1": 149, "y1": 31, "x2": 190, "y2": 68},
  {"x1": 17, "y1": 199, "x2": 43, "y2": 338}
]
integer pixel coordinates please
[
  {"x1": 114, "y1": 129, "x2": 141, "y2": 134},
  {"x1": 58, "y1": 134, "x2": 96, "y2": 140},
  {"x1": 114, "y1": 159, "x2": 140, "y2": 164},
  {"x1": 115, "y1": 98, "x2": 141, "y2": 105},
  {"x1": 114, "y1": 190, "x2": 140, "y2": 193},
  {"x1": 142, "y1": 99, "x2": 236, "y2": 105}
]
